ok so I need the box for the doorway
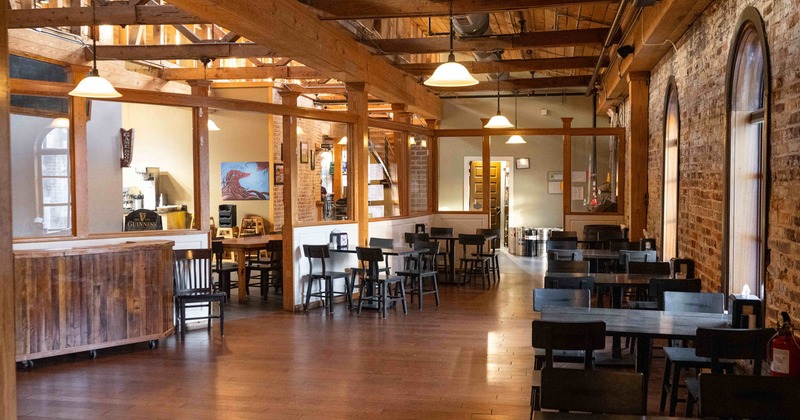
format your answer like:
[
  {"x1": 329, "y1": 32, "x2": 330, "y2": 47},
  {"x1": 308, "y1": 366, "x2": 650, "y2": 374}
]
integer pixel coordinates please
[{"x1": 464, "y1": 157, "x2": 513, "y2": 247}]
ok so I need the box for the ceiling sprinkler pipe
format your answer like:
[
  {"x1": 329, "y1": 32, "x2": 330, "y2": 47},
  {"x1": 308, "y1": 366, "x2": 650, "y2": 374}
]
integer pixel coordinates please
[{"x1": 586, "y1": 0, "x2": 632, "y2": 96}]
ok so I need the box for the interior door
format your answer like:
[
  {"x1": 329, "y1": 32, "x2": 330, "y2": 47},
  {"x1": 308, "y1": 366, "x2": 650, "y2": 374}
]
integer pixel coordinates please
[{"x1": 469, "y1": 161, "x2": 502, "y2": 229}]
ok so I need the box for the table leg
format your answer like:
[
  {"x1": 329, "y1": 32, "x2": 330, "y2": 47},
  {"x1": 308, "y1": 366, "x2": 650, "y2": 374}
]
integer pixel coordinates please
[
  {"x1": 635, "y1": 335, "x2": 652, "y2": 393},
  {"x1": 448, "y1": 241, "x2": 456, "y2": 282},
  {"x1": 236, "y1": 250, "x2": 248, "y2": 303}
]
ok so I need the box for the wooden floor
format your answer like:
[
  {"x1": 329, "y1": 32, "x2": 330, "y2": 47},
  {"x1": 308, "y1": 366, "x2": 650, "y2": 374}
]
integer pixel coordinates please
[{"x1": 16, "y1": 252, "x2": 674, "y2": 419}]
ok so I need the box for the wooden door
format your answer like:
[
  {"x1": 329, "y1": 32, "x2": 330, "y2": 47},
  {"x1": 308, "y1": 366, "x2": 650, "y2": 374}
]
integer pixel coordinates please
[{"x1": 469, "y1": 161, "x2": 502, "y2": 229}]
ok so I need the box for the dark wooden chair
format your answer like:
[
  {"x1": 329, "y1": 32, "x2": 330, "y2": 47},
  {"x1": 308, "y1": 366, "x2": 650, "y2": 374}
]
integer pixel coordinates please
[
  {"x1": 246, "y1": 239, "x2": 282, "y2": 297},
  {"x1": 699, "y1": 373, "x2": 800, "y2": 419},
  {"x1": 356, "y1": 247, "x2": 407, "y2": 318},
  {"x1": 173, "y1": 249, "x2": 226, "y2": 339},
  {"x1": 546, "y1": 248, "x2": 584, "y2": 261},
  {"x1": 628, "y1": 278, "x2": 702, "y2": 310},
  {"x1": 548, "y1": 230, "x2": 578, "y2": 239},
  {"x1": 532, "y1": 288, "x2": 593, "y2": 371},
  {"x1": 546, "y1": 260, "x2": 590, "y2": 274},
  {"x1": 403, "y1": 232, "x2": 429, "y2": 247},
  {"x1": 544, "y1": 275, "x2": 595, "y2": 291},
  {"x1": 429, "y1": 227, "x2": 454, "y2": 277},
  {"x1": 368, "y1": 237, "x2": 394, "y2": 248},
  {"x1": 476, "y1": 228, "x2": 501, "y2": 283},
  {"x1": 659, "y1": 292, "x2": 726, "y2": 415},
  {"x1": 211, "y1": 240, "x2": 238, "y2": 301},
  {"x1": 458, "y1": 234, "x2": 491, "y2": 288},
  {"x1": 540, "y1": 367, "x2": 645, "y2": 415},
  {"x1": 395, "y1": 240, "x2": 440, "y2": 310},
  {"x1": 303, "y1": 244, "x2": 351, "y2": 313},
  {"x1": 530, "y1": 320, "x2": 606, "y2": 413},
  {"x1": 627, "y1": 261, "x2": 671, "y2": 275},
  {"x1": 620, "y1": 250, "x2": 658, "y2": 272},
  {"x1": 684, "y1": 327, "x2": 776, "y2": 417},
  {"x1": 608, "y1": 239, "x2": 641, "y2": 252},
  {"x1": 545, "y1": 238, "x2": 578, "y2": 252},
  {"x1": 671, "y1": 257, "x2": 696, "y2": 278}
]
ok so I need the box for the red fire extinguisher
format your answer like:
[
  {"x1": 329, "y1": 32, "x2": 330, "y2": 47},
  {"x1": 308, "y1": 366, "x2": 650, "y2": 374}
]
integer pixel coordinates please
[{"x1": 769, "y1": 311, "x2": 800, "y2": 376}]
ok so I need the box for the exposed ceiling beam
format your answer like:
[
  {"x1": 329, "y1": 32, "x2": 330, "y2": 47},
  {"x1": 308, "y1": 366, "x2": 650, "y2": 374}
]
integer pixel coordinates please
[
  {"x1": 7, "y1": 5, "x2": 206, "y2": 28},
  {"x1": 370, "y1": 28, "x2": 615, "y2": 55},
  {"x1": 399, "y1": 56, "x2": 605, "y2": 75},
  {"x1": 155, "y1": 66, "x2": 325, "y2": 80},
  {"x1": 166, "y1": 0, "x2": 442, "y2": 119},
  {"x1": 304, "y1": 0, "x2": 617, "y2": 20},
  {"x1": 429, "y1": 75, "x2": 592, "y2": 92},
  {"x1": 91, "y1": 43, "x2": 274, "y2": 61},
  {"x1": 173, "y1": 24, "x2": 203, "y2": 43},
  {"x1": 287, "y1": 85, "x2": 348, "y2": 95}
]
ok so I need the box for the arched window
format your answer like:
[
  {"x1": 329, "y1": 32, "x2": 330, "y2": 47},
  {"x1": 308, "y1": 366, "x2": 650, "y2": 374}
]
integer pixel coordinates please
[
  {"x1": 662, "y1": 78, "x2": 680, "y2": 261},
  {"x1": 36, "y1": 122, "x2": 71, "y2": 234},
  {"x1": 724, "y1": 7, "x2": 770, "y2": 298}
]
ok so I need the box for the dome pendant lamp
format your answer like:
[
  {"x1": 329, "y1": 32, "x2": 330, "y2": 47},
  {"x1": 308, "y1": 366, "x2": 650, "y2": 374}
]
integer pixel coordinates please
[
  {"x1": 484, "y1": 77, "x2": 513, "y2": 129},
  {"x1": 423, "y1": 0, "x2": 479, "y2": 87},
  {"x1": 68, "y1": 0, "x2": 121, "y2": 98},
  {"x1": 506, "y1": 93, "x2": 527, "y2": 144}
]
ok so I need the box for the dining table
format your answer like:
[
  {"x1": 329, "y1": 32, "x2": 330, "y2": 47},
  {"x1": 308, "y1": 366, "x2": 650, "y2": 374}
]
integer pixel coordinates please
[
  {"x1": 428, "y1": 233, "x2": 497, "y2": 283},
  {"x1": 330, "y1": 246, "x2": 421, "y2": 309},
  {"x1": 220, "y1": 233, "x2": 282, "y2": 303},
  {"x1": 540, "y1": 306, "x2": 730, "y2": 401}
]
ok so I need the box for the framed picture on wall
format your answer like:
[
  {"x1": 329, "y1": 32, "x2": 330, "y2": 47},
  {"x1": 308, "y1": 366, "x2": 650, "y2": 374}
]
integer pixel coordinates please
[
  {"x1": 515, "y1": 157, "x2": 530, "y2": 169},
  {"x1": 274, "y1": 163, "x2": 284, "y2": 185},
  {"x1": 310, "y1": 149, "x2": 316, "y2": 170},
  {"x1": 300, "y1": 142, "x2": 309, "y2": 163}
]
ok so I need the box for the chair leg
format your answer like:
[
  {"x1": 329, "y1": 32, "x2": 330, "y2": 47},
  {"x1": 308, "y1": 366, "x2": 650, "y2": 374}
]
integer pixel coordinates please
[
  {"x1": 304, "y1": 276, "x2": 314, "y2": 311},
  {"x1": 381, "y1": 282, "x2": 388, "y2": 318},
  {"x1": 357, "y1": 279, "x2": 367, "y2": 315},
  {"x1": 326, "y1": 276, "x2": 334, "y2": 314},
  {"x1": 218, "y1": 298, "x2": 224, "y2": 336},
  {"x1": 668, "y1": 363, "x2": 683, "y2": 416},
  {"x1": 179, "y1": 300, "x2": 186, "y2": 340},
  {"x1": 660, "y1": 359, "x2": 672, "y2": 412},
  {"x1": 417, "y1": 277, "x2": 424, "y2": 310},
  {"x1": 433, "y1": 273, "x2": 440, "y2": 307},
  {"x1": 493, "y1": 254, "x2": 500, "y2": 282},
  {"x1": 685, "y1": 389, "x2": 696, "y2": 418}
]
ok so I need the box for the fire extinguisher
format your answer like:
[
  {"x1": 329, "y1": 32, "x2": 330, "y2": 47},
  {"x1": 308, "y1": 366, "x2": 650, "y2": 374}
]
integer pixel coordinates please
[{"x1": 769, "y1": 311, "x2": 800, "y2": 376}]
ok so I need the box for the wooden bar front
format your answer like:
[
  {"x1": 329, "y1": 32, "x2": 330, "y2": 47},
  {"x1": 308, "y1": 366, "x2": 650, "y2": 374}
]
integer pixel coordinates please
[{"x1": 13, "y1": 240, "x2": 175, "y2": 362}]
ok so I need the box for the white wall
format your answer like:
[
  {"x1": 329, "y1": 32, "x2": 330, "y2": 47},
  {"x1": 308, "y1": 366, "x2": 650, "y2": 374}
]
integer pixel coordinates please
[
  {"x1": 10, "y1": 114, "x2": 50, "y2": 237},
  {"x1": 87, "y1": 101, "x2": 124, "y2": 234}
]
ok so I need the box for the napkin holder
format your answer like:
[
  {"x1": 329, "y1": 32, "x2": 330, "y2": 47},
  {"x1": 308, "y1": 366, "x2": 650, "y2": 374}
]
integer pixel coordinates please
[
  {"x1": 729, "y1": 294, "x2": 762, "y2": 329},
  {"x1": 330, "y1": 232, "x2": 348, "y2": 250}
]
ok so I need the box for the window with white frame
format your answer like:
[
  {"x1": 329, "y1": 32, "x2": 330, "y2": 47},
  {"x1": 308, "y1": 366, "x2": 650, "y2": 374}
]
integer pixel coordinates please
[
  {"x1": 37, "y1": 124, "x2": 72, "y2": 234},
  {"x1": 662, "y1": 81, "x2": 680, "y2": 261}
]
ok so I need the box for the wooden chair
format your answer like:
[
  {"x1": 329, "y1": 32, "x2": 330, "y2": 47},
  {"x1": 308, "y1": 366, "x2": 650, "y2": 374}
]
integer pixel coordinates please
[
  {"x1": 429, "y1": 227, "x2": 454, "y2": 277},
  {"x1": 540, "y1": 367, "x2": 645, "y2": 415},
  {"x1": 546, "y1": 260, "x2": 590, "y2": 274},
  {"x1": 699, "y1": 373, "x2": 800, "y2": 419},
  {"x1": 627, "y1": 261, "x2": 671, "y2": 276},
  {"x1": 458, "y1": 234, "x2": 491, "y2": 288},
  {"x1": 629, "y1": 278, "x2": 702, "y2": 310},
  {"x1": 544, "y1": 275, "x2": 595, "y2": 291},
  {"x1": 211, "y1": 240, "x2": 238, "y2": 301},
  {"x1": 476, "y1": 228, "x2": 501, "y2": 283},
  {"x1": 403, "y1": 232, "x2": 429, "y2": 247},
  {"x1": 303, "y1": 244, "x2": 351, "y2": 314},
  {"x1": 246, "y1": 239, "x2": 282, "y2": 297},
  {"x1": 173, "y1": 249, "x2": 226, "y2": 339},
  {"x1": 608, "y1": 239, "x2": 640, "y2": 252},
  {"x1": 356, "y1": 247, "x2": 407, "y2": 318},
  {"x1": 620, "y1": 250, "x2": 658, "y2": 272},
  {"x1": 546, "y1": 248, "x2": 584, "y2": 261},
  {"x1": 532, "y1": 288, "x2": 593, "y2": 370},
  {"x1": 530, "y1": 320, "x2": 606, "y2": 413},
  {"x1": 546, "y1": 238, "x2": 578, "y2": 251},
  {"x1": 659, "y1": 292, "x2": 726, "y2": 415},
  {"x1": 368, "y1": 237, "x2": 394, "y2": 248},
  {"x1": 395, "y1": 240, "x2": 440, "y2": 310},
  {"x1": 548, "y1": 230, "x2": 578, "y2": 239},
  {"x1": 684, "y1": 327, "x2": 776, "y2": 417}
]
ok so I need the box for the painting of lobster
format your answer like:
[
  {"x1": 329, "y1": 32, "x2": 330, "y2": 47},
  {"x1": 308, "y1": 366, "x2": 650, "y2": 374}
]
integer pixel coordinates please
[{"x1": 221, "y1": 162, "x2": 270, "y2": 200}]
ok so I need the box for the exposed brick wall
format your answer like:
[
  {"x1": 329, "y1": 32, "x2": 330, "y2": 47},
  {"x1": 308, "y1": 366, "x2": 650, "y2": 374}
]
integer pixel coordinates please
[
  {"x1": 409, "y1": 142, "x2": 430, "y2": 213},
  {"x1": 641, "y1": 0, "x2": 800, "y2": 322}
]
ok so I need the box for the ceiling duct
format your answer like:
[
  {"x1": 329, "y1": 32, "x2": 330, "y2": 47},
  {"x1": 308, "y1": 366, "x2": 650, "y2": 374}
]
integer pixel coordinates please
[{"x1": 452, "y1": 14, "x2": 508, "y2": 81}]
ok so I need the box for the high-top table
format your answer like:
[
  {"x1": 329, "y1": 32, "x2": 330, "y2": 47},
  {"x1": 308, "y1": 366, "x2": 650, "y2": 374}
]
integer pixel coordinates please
[
  {"x1": 428, "y1": 233, "x2": 496, "y2": 283},
  {"x1": 540, "y1": 307, "x2": 730, "y2": 401},
  {"x1": 220, "y1": 234, "x2": 282, "y2": 303}
]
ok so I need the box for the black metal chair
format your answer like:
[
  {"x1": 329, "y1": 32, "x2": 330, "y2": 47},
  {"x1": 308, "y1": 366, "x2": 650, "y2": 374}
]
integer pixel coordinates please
[
  {"x1": 476, "y1": 228, "x2": 501, "y2": 283},
  {"x1": 211, "y1": 240, "x2": 238, "y2": 301},
  {"x1": 303, "y1": 244, "x2": 351, "y2": 313},
  {"x1": 458, "y1": 234, "x2": 491, "y2": 288},
  {"x1": 246, "y1": 239, "x2": 282, "y2": 297},
  {"x1": 356, "y1": 247, "x2": 407, "y2": 318},
  {"x1": 173, "y1": 249, "x2": 226, "y2": 339},
  {"x1": 395, "y1": 240, "x2": 440, "y2": 310}
]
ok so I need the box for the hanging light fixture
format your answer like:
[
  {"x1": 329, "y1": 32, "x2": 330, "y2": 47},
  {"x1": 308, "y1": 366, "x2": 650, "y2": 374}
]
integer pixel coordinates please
[
  {"x1": 198, "y1": 58, "x2": 221, "y2": 132},
  {"x1": 409, "y1": 135, "x2": 416, "y2": 145},
  {"x1": 423, "y1": 0, "x2": 479, "y2": 87},
  {"x1": 68, "y1": 0, "x2": 121, "y2": 98},
  {"x1": 506, "y1": 93, "x2": 527, "y2": 144},
  {"x1": 484, "y1": 77, "x2": 513, "y2": 129}
]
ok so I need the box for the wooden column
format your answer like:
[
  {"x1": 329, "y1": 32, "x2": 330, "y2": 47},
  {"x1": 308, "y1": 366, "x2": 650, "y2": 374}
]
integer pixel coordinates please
[
  {"x1": 627, "y1": 72, "x2": 649, "y2": 242},
  {"x1": 392, "y1": 104, "x2": 411, "y2": 216},
  {"x1": 562, "y1": 117, "x2": 573, "y2": 223},
  {"x1": 68, "y1": 65, "x2": 90, "y2": 237},
  {"x1": 479, "y1": 119, "x2": 491, "y2": 221},
  {"x1": 346, "y1": 82, "x2": 369, "y2": 245},
  {"x1": 0, "y1": 1, "x2": 17, "y2": 416},
  {"x1": 425, "y1": 118, "x2": 439, "y2": 212},
  {"x1": 187, "y1": 80, "x2": 211, "y2": 232},
  {"x1": 278, "y1": 89, "x2": 300, "y2": 311}
]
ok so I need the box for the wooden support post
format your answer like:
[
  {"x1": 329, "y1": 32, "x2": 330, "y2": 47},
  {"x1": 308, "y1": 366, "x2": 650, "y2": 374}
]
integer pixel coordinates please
[
  {"x1": 627, "y1": 72, "x2": 649, "y2": 242},
  {"x1": 187, "y1": 80, "x2": 211, "y2": 232},
  {"x1": 346, "y1": 82, "x2": 369, "y2": 245},
  {"x1": 68, "y1": 65, "x2": 90, "y2": 237},
  {"x1": 278, "y1": 89, "x2": 300, "y2": 311},
  {"x1": 0, "y1": 2, "x2": 17, "y2": 416},
  {"x1": 392, "y1": 103, "x2": 411, "y2": 216},
  {"x1": 479, "y1": 118, "x2": 492, "y2": 224},
  {"x1": 562, "y1": 117, "x2": 573, "y2": 224},
  {"x1": 425, "y1": 119, "x2": 439, "y2": 212}
]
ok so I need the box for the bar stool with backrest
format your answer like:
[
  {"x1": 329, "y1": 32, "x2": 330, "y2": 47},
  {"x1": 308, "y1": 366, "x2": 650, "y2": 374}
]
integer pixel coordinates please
[
  {"x1": 303, "y1": 244, "x2": 351, "y2": 314},
  {"x1": 658, "y1": 291, "x2": 727, "y2": 415},
  {"x1": 395, "y1": 240, "x2": 440, "y2": 310},
  {"x1": 477, "y1": 228, "x2": 501, "y2": 283},
  {"x1": 458, "y1": 234, "x2": 491, "y2": 287},
  {"x1": 246, "y1": 239, "x2": 282, "y2": 297},
  {"x1": 355, "y1": 247, "x2": 407, "y2": 318},
  {"x1": 348, "y1": 237, "x2": 394, "y2": 299},
  {"x1": 684, "y1": 327, "x2": 776, "y2": 417},
  {"x1": 430, "y1": 227, "x2": 454, "y2": 277},
  {"x1": 211, "y1": 240, "x2": 238, "y2": 301},
  {"x1": 173, "y1": 249, "x2": 226, "y2": 339}
]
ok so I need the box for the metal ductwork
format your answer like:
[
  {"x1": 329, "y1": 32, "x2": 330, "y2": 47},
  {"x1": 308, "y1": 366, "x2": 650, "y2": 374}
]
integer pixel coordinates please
[{"x1": 452, "y1": 14, "x2": 508, "y2": 81}]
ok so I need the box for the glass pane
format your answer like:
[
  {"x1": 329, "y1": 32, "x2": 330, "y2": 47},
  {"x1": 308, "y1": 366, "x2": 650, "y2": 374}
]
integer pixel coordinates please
[
  {"x1": 569, "y1": 136, "x2": 619, "y2": 213},
  {"x1": 42, "y1": 127, "x2": 69, "y2": 149},
  {"x1": 367, "y1": 127, "x2": 400, "y2": 218},
  {"x1": 42, "y1": 178, "x2": 69, "y2": 204},
  {"x1": 43, "y1": 205, "x2": 70, "y2": 232},
  {"x1": 438, "y1": 136, "x2": 483, "y2": 211},
  {"x1": 41, "y1": 154, "x2": 69, "y2": 177},
  {"x1": 409, "y1": 134, "x2": 430, "y2": 214}
]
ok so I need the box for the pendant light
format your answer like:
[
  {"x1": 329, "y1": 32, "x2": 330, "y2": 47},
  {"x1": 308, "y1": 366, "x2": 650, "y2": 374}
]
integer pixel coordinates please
[
  {"x1": 423, "y1": 0, "x2": 479, "y2": 87},
  {"x1": 200, "y1": 58, "x2": 221, "y2": 131},
  {"x1": 506, "y1": 93, "x2": 527, "y2": 144},
  {"x1": 68, "y1": 0, "x2": 121, "y2": 98},
  {"x1": 484, "y1": 77, "x2": 513, "y2": 129}
]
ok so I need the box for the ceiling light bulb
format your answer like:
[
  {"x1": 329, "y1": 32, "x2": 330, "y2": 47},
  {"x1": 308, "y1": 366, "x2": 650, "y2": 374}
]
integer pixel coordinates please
[
  {"x1": 506, "y1": 135, "x2": 526, "y2": 144},
  {"x1": 208, "y1": 119, "x2": 221, "y2": 131}
]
